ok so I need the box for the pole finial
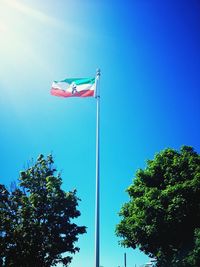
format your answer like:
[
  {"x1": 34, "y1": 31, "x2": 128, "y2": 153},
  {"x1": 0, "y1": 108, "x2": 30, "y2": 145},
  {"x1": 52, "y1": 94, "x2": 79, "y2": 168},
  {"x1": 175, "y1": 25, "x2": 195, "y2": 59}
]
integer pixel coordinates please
[{"x1": 96, "y1": 68, "x2": 101, "y2": 77}]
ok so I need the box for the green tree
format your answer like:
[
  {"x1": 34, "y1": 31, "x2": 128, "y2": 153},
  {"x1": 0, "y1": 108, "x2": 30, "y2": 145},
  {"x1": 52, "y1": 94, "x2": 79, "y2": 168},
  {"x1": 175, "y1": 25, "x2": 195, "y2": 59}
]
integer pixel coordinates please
[
  {"x1": 116, "y1": 146, "x2": 200, "y2": 267},
  {"x1": 0, "y1": 154, "x2": 86, "y2": 267}
]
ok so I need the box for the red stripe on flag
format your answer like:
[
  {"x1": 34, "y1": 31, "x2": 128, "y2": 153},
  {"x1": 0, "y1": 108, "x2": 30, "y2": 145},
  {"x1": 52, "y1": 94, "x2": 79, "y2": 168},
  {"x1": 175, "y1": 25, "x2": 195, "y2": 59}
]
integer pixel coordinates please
[{"x1": 51, "y1": 88, "x2": 94, "y2": 98}]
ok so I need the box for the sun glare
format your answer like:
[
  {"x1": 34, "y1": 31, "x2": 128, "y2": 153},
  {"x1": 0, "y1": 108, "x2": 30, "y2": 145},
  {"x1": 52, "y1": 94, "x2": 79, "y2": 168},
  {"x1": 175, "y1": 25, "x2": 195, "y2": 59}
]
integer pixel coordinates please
[
  {"x1": 0, "y1": 0, "x2": 60, "y2": 105},
  {"x1": 2, "y1": 0, "x2": 59, "y2": 25},
  {"x1": 0, "y1": 0, "x2": 60, "y2": 73},
  {"x1": 0, "y1": 22, "x2": 7, "y2": 33}
]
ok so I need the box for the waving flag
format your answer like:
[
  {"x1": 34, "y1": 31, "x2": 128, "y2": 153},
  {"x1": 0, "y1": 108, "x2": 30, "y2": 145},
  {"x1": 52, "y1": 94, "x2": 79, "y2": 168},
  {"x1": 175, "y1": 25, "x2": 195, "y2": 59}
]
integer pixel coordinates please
[{"x1": 51, "y1": 77, "x2": 96, "y2": 98}]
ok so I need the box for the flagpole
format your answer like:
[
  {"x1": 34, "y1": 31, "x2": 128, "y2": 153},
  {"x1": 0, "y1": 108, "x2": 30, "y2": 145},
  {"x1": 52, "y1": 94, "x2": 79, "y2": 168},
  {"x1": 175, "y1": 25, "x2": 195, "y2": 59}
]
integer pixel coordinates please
[{"x1": 95, "y1": 68, "x2": 100, "y2": 267}]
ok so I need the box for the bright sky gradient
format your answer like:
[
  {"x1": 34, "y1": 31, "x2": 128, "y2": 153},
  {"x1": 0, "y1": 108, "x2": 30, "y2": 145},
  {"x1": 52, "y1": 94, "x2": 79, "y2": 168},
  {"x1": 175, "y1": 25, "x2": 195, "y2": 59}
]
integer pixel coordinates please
[{"x1": 0, "y1": 0, "x2": 200, "y2": 267}]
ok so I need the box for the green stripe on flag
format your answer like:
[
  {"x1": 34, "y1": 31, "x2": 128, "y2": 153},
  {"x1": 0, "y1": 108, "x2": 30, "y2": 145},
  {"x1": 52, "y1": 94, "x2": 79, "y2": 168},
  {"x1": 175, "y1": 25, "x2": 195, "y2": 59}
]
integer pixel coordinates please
[{"x1": 54, "y1": 77, "x2": 95, "y2": 85}]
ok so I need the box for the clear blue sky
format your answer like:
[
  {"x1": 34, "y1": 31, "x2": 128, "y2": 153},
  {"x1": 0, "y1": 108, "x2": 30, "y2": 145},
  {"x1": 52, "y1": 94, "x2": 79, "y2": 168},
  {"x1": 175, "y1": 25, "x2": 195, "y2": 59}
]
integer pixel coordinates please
[{"x1": 0, "y1": 0, "x2": 200, "y2": 266}]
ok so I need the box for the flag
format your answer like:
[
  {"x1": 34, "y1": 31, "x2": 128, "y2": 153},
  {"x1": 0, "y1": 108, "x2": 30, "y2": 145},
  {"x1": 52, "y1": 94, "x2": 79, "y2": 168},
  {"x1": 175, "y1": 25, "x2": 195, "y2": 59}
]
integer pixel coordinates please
[{"x1": 51, "y1": 77, "x2": 96, "y2": 98}]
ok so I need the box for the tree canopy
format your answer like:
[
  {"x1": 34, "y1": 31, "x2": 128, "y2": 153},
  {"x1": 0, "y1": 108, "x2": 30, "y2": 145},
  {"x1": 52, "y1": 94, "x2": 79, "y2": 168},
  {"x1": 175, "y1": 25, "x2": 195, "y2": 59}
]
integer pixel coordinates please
[
  {"x1": 116, "y1": 146, "x2": 200, "y2": 267},
  {"x1": 0, "y1": 154, "x2": 86, "y2": 267}
]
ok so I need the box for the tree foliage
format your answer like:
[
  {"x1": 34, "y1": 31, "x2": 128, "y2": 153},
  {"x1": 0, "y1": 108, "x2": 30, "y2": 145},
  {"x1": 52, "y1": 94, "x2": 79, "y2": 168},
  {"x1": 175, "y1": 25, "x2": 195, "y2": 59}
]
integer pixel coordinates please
[
  {"x1": 0, "y1": 154, "x2": 86, "y2": 267},
  {"x1": 116, "y1": 146, "x2": 200, "y2": 267}
]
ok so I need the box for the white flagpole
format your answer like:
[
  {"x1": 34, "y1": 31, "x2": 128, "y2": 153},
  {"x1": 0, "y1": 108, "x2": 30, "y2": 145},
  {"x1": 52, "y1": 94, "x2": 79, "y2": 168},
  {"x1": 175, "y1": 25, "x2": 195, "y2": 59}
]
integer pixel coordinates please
[{"x1": 95, "y1": 68, "x2": 100, "y2": 267}]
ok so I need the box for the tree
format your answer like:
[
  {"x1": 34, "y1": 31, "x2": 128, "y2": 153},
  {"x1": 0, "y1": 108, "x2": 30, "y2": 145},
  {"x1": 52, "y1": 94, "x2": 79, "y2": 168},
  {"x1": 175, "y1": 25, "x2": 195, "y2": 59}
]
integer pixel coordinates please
[
  {"x1": 0, "y1": 154, "x2": 86, "y2": 267},
  {"x1": 116, "y1": 146, "x2": 200, "y2": 267}
]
